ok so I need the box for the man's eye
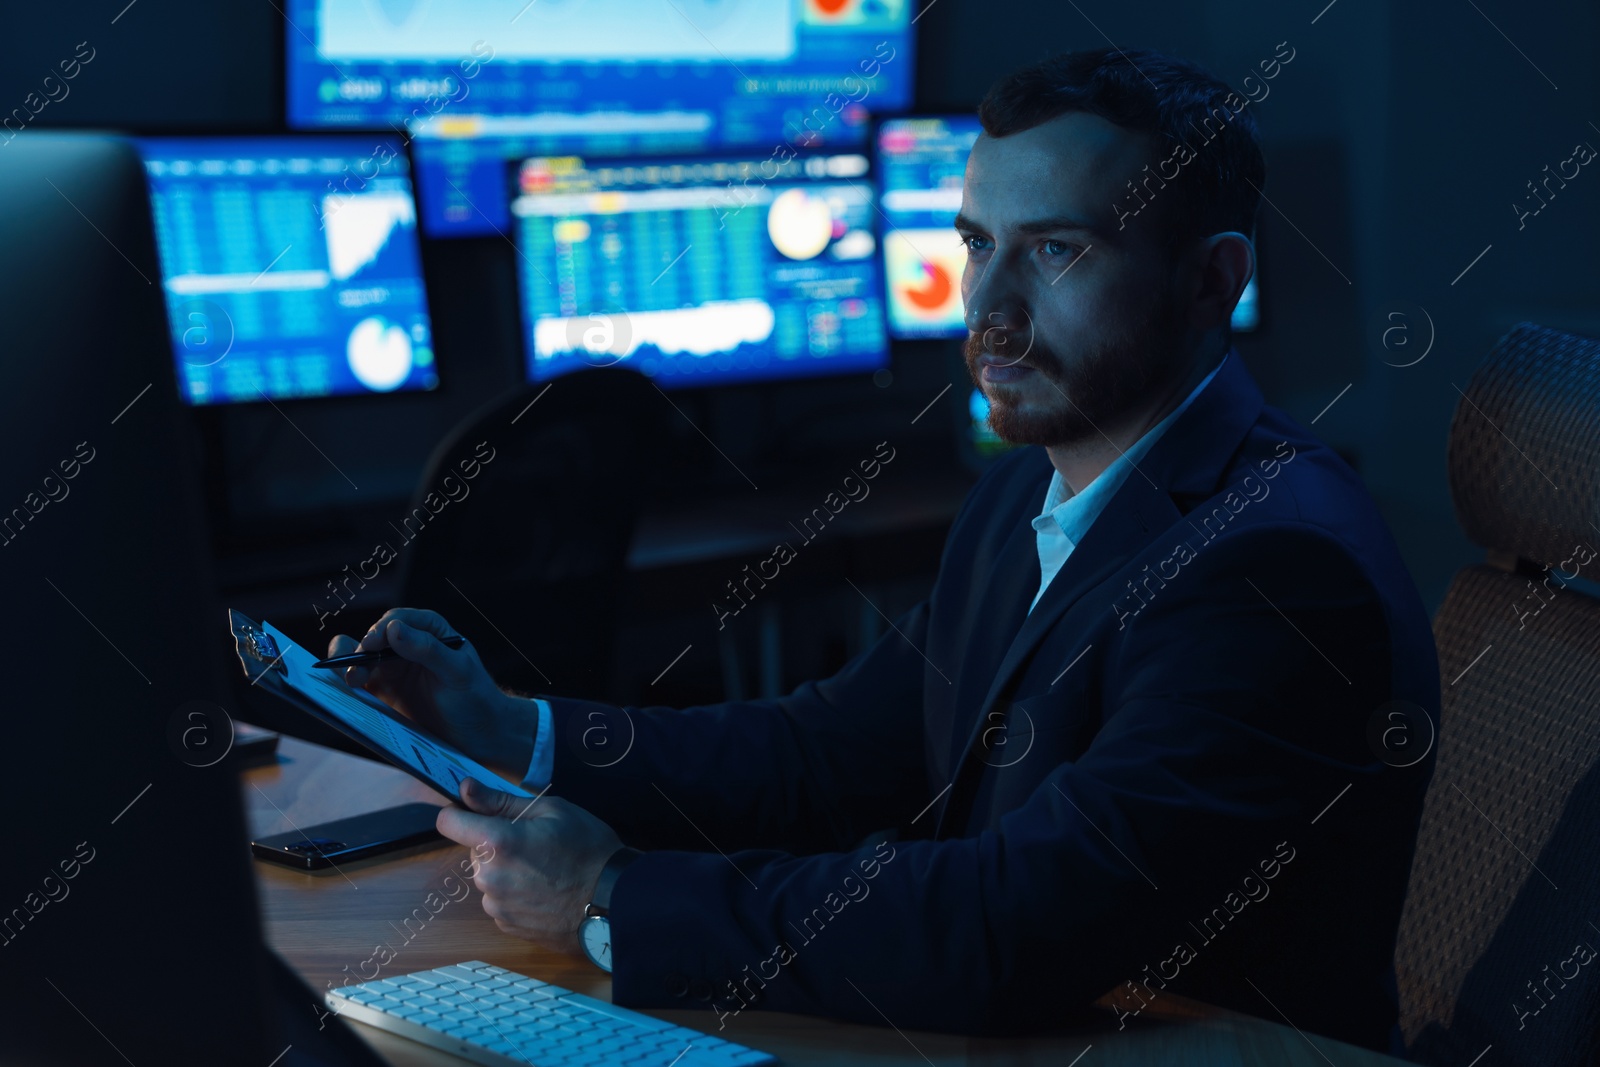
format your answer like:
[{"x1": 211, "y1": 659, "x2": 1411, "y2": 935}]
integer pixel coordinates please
[
  {"x1": 1042, "y1": 239, "x2": 1074, "y2": 257},
  {"x1": 960, "y1": 234, "x2": 989, "y2": 253}
]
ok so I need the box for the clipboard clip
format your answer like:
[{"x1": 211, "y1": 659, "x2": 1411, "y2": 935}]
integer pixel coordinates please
[{"x1": 229, "y1": 608, "x2": 288, "y2": 683}]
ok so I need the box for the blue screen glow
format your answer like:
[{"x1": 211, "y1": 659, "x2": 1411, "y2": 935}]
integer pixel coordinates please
[
  {"x1": 136, "y1": 136, "x2": 439, "y2": 406},
  {"x1": 284, "y1": 0, "x2": 913, "y2": 237},
  {"x1": 877, "y1": 115, "x2": 981, "y2": 339},
  {"x1": 511, "y1": 150, "x2": 889, "y2": 388}
]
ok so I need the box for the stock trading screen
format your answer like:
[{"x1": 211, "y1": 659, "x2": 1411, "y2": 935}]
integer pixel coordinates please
[
  {"x1": 510, "y1": 151, "x2": 888, "y2": 388},
  {"x1": 136, "y1": 137, "x2": 439, "y2": 405},
  {"x1": 284, "y1": 0, "x2": 912, "y2": 236},
  {"x1": 876, "y1": 115, "x2": 981, "y2": 339}
]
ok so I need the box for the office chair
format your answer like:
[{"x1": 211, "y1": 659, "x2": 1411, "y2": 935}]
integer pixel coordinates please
[
  {"x1": 396, "y1": 367, "x2": 668, "y2": 701},
  {"x1": 1395, "y1": 323, "x2": 1600, "y2": 1067}
]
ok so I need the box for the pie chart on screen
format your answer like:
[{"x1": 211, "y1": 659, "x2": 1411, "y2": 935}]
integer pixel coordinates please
[
  {"x1": 885, "y1": 229, "x2": 965, "y2": 332},
  {"x1": 902, "y1": 259, "x2": 953, "y2": 310},
  {"x1": 767, "y1": 188, "x2": 834, "y2": 260},
  {"x1": 347, "y1": 316, "x2": 415, "y2": 391}
]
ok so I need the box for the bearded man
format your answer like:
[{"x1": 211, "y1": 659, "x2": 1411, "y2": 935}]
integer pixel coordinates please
[{"x1": 333, "y1": 47, "x2": 1438, "y2": 1057}]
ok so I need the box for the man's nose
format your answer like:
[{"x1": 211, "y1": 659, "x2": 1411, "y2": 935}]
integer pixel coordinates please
[{"x1": 963, "y1": 259, "x2": 1028, "y2": 345}]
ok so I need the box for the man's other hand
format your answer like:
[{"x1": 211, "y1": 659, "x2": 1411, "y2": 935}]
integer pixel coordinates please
[{"x1": 439, "y1": 778, "x2": 624, "y2": 957}]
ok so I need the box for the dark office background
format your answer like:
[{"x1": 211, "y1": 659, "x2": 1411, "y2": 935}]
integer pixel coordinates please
[{"x1": 3, "y1": 0, "x2": 1595, "y2": 708}]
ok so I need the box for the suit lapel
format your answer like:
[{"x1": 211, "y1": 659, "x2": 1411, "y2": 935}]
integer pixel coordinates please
[
  {"x1": 931, "y1": 479, "x2": 1181, "y2": 836},
  {"x1": 932, "y1": 350, "x2": 1267, "y2": 837},
  {"x1": 985, "y1": 477, "x2": 1182, "y2": 705},
  {"x1": 941, "y1": 511, "x2": 1041, "y2": 780}
]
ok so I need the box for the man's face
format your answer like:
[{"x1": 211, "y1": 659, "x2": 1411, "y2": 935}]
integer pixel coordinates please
[{"x1": 956, "y1": 111, "x2": 1192, "y2": 446}]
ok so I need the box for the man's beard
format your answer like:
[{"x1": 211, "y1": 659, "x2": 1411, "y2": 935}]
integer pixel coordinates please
[{"x1": 963, "y1": 285, "x2": 1187, "y2": 447}]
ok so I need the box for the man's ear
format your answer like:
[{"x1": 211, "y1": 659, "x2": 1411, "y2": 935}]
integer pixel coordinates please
[{"x1": 1188, "y1": 231, "x2": 1255, "y2": 332}]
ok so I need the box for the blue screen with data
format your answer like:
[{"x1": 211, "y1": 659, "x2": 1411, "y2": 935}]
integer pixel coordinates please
[
  {"x1": 137, "y1": 137, "x2": 439, "y2": 405},
  {"x1": 877, "y1": 116, "x2": 981, "y2": 339},
  {"x1": 284, "y1": 0, "x2": 912, "y2": 237},
  {"x1": 511, "y1": 150, "x2": 888, "y2": 388},
  {"x1": 877, "y1": 115, "x2": 1262, "y2": 338}
]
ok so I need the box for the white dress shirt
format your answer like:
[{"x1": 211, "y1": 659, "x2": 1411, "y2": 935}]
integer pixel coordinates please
[
  {"x1": 524, "y1": 699, "x2": 555, "y2": 790},
  {"x1": 1028, "y1": 354, "x2": 1226, "y2": 612},
  {"x1": 522, "y1": 354, "x2": 1228, "y2": 789}
]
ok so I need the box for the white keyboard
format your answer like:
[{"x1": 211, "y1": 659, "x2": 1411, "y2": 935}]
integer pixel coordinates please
[{"x1": 326, "y1": 960, "x2": 777, "y2": 1066}]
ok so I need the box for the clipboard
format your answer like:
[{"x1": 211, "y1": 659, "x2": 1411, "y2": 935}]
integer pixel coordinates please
[{"x1": 228, "y1": 609, "x2": 533, "y2": 801}]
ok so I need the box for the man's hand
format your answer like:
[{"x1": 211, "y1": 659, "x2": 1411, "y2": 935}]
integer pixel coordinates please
[
  {"x1": 328, "y1": 608, "x2": 537, "y2": 774},
  {"x1": 439, "y1": 778, "x2": 624, "y2": 957}
]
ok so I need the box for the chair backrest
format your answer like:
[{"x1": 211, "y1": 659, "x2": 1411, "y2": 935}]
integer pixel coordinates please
[
  {"x1": 397, "y1": 367, "x2": 669, "y2": 699},
  {"x1": 1396, "y1": 322, "x2": 1600, "y2": 1066}
]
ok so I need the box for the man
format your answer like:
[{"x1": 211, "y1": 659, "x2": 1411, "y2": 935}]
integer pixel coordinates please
[{"x1": 332, "y1": 48, "x2": 1438, "y2": 1054}]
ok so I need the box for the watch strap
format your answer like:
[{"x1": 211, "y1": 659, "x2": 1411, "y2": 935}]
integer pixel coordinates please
[{"x1": 591, "y1": 846, "x2": 642, "y2": 913}]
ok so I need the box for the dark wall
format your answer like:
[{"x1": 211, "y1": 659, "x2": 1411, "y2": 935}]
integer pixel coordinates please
[
  {"x1": 4, "y1": 0, "x2": 1595, "y2": 613},
  {"x1": 0, "y1": 2, "x2": 281, "y2": 130},
  {"x1": 1376, "y1": 1, "x2": 1600, "y2": 608}
]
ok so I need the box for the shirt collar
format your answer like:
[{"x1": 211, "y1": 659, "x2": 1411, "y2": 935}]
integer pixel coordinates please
[{"x1": 1031, "y1": 352, "x2": 1229, "y2": 545}]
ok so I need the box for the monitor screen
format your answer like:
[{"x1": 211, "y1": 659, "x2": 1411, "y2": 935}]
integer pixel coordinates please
[
  {"x1": 283, "y1": 0, "x2": 913, "y2": 237},
  {"x1": 877, "y1": 115, "x2": 980, "y2": 339},
  {"x1": 877, "y1": 115, "x2": 1264, "y2": 339},
  {"x1": 137, "y1": 136, "x2": 439, "y2": 405},
  {"x1": 967, "y1": 387, "x2": 1014, "y2": 460},
  {"x1": 510, "y1": 150, "x2": 888, "y2": 388}
]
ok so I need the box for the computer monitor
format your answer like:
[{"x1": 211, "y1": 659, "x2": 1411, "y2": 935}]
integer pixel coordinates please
[
  {"x1": 1, "y1": 132, "x2": 384, "y2": 1067},
  {"x1": 877, "y1": 115, "x2": 980, "y2": 339},
  {"x1": 283, "y1": 0, "x2": 914, "y2": 237},
  {"x1": 510, "y1": 150, "x2": 890, "y2": 388},
  {"x1": 136, "y1": 135, "x2": 440, "y2": 405},
  {"x1": 877, "y1": 114, "x2": 1265, "y2": 338}
]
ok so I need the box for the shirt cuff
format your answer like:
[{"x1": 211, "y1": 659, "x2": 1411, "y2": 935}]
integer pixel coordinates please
[{"x1": 521, "y1": 698, "x2": 555, "y2": 791}]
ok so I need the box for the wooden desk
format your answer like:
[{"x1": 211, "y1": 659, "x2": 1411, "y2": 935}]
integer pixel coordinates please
[{"x1": 247, "y1": 737, "x2": 1411, "y2": 1067}]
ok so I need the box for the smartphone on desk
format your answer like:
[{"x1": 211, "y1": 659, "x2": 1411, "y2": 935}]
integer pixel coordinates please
[{"x1": 252, "y1": 802, "x2": 446, "y2": 870}]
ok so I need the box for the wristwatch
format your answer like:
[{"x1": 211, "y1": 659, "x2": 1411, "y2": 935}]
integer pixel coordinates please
[{"x1": 579, "y1": 846, "x2": 641, "y2": 973}]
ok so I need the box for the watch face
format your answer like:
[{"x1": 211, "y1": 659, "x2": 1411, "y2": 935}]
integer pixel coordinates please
[{"x1": 580, "y1": 915, "x2": 613, "y2": 973}]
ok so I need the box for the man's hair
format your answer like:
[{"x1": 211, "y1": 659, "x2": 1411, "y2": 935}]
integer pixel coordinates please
[{"x1": 978, "y1": 48, "x2": 1266, "y2": 260}]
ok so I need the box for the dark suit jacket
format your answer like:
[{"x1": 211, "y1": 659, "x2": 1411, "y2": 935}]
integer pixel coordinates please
[{"x1": 542, "y1": 350, "x2": 1439, "y2": 1052}]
